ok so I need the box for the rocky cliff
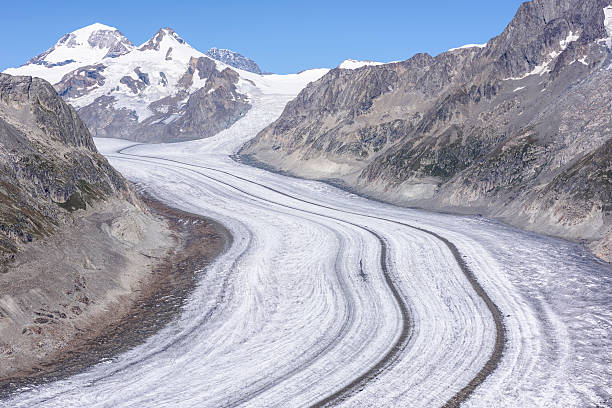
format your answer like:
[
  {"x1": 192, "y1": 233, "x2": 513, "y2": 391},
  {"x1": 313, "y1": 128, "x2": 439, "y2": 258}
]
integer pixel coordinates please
[
  {"x1": 0, "y1": 73, "x2": 176, "y2": 378},
  {"x1": 241, "y1": 0, "x2": 612, "y2": 261},
  {"x1": 0, "y1": 73, "x2": 134, "y2": 264}
]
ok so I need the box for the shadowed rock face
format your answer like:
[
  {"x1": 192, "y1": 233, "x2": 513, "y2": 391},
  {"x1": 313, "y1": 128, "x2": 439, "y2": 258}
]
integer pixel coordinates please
[
  {"x1": 241, "y1": 0, "x2": 612, "y2": 261},
  {"x1": 0, "y1": 73, "x2": 133, "y2": 265}
]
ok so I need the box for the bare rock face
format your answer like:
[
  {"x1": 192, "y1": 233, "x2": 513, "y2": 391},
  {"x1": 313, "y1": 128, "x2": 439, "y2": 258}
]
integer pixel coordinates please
[
  {"x1": 0, "y1": 73, "x2": 180, "y2": 379},
  {"x1": 164, "y1": 66, "x2": 250, "y2": 141},
  {"x1": 205, "y1": 47, "x2": 263, "y2": 74},
  {"x1": 56, "y1": 64, "x2": 107, "y2": 99},
  {"x1": 0, "y1": 73, "x2": 133, "y2": 266},
  {"x1": 241, "y1": 0, "x2": 612, "y2": 261}
]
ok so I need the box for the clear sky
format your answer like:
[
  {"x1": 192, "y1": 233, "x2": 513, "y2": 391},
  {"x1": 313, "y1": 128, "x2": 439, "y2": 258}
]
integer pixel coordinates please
[{"x1": 2, "y1": 0, "x2": 526, "y2": 74}]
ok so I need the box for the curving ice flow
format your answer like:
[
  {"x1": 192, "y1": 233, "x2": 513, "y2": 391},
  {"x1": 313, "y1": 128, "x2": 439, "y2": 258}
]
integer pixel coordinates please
[{"x1": 4, "y1": 72, "x2": 611, "y2": 408}]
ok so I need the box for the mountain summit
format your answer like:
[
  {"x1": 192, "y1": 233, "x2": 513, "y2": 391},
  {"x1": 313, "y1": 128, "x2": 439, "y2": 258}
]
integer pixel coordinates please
[
  {"x1": 205, "y1": 48, "x2": 263, "y2": 74},
  {"x1": 138, "y1": 27, "x2": 188, "y2": 52},
  {"x1": 5, "y1": 23, "x2": 134, "y2": 84}
]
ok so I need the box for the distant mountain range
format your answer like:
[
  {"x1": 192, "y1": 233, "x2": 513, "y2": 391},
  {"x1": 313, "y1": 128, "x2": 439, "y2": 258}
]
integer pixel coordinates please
[
  {"x1": 241, "y1": 0, "x2": 612, "y2": 262},
  {"x1": 4, "y1": 24, "x2": 267, "y2": 143}
]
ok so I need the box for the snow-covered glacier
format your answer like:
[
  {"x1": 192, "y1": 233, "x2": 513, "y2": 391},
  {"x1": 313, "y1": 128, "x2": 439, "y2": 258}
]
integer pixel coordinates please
[{"x1": 5, "y1": 68, "x2": 610, "y2": 408}]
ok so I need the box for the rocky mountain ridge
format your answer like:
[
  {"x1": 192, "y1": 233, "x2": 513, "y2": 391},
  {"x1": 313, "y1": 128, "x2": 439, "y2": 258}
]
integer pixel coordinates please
[
  {"x1": 0, "y1": 72, "x2": 179, "y2": 378},
  {"x1": 241, "y1": 0, "x2": 612, "y2": 261},
  {"x1": 205, "y1": 47, "x2": 263, "y2": 74},
  {"x1": 0, "y1": 73, "x2": 134, "y2": 263}
]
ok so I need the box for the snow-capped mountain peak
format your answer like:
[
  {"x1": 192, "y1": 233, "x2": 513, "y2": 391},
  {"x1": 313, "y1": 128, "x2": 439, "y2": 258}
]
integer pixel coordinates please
[
  {"x1": 5, "y1": 23, "x2": 134, "y2": 84},
  {"x1": 32, "y1": 22, "x2": 133, "y2": 62},
  {"x1": 3, "y1": 23, "x2": 328, "y2": 144},
  {"x1": 136, "y1": 27, "x2": 206, "y2": 65},
  {"x1": 138, "y1": 28, "x2": 186, "y2": 51}
]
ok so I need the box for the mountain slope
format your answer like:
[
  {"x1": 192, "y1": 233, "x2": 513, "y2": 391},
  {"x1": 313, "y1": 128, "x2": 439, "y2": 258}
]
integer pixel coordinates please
[
  {"x1": 0, "y1": 72, "x2": 180, "y2": 379},
  {"x1": 0, "y1": 73, "x2": 133, "y2": 260},
  {"x1": 240, "y1": 0, "x2": 612, "y2": 261}
]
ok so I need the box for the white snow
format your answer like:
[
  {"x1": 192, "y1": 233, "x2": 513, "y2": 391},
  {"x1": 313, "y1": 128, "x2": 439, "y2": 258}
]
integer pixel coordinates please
[
  {"x1": 4, "y1": 23, "x2": 133, "y2": 84},
  {"x1": 448, "y1": 43, "x2": 486, "y2": 52},
  {"x1": 338, "y1": 59, "x2": 384, "y2": 70},
  {"x1": 559, "y1": 31, "x2": 579, "y2": 49},
  {"x1": 504, "y1": 31, "x2": 581, "y2": 81},
  {"x1": 604, "y1": 6, "x2": 612, "y2": 48},
  {"x1": 513, "y1": 86, "x2": 525, "y2": 92}
]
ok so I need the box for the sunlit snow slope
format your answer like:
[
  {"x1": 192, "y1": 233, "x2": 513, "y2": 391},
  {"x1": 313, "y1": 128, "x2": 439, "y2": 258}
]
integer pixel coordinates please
[
  {"x1": 4, "y1": 69, "x2": 611, "y2": 408},
  {"x1": 4, "y1": 23, "x2": 134, "y2": 84}
]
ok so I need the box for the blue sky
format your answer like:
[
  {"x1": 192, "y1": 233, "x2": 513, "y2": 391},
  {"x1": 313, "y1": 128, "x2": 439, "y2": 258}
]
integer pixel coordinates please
[{"x1": 2, "y1": 0, "x2": 526, "y2": 74}]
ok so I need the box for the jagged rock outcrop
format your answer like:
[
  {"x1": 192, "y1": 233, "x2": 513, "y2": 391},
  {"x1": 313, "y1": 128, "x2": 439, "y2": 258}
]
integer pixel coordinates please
[
  {"x1": 241, "y1": 0, "x2": 612, "y2": 261},
  {"x1": 0, "y1": 73, "x2": 134, "y2": 263},
  {"x1": 205, "y1": 47, "x2": 263, "y2": 74}
]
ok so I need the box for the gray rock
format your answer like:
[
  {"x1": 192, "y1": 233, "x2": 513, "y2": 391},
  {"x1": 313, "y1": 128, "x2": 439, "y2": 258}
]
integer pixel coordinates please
[
  {"x1": 0, "y1": 73, "x2": 134, "y2": 265},
  {"x1": 56, "y1": 64, "x2": 106, "y2": 98},
  {"x1": 205, "y1": 47, "x2": 263, "y2": 74}
]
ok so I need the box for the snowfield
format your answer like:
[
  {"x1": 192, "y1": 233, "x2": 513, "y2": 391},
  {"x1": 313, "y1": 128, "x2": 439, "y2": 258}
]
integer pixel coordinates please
[
  {"x1": 337, "y1": 59, "x2": 384, "y2": 70},
  {"x1": 4, "y1": 70, "x2": 611, "y2": 408}
]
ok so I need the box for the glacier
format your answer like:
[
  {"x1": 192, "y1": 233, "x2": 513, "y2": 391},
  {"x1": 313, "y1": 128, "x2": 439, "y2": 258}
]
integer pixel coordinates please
[{"x1": 3, "y1": 65, "x2": 611, "y2": 408}]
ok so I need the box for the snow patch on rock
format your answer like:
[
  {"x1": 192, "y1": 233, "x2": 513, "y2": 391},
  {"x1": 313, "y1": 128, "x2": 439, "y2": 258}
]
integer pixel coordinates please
[
  {"x1": 504, "y1": 31, "x2": 580, "y2": 80},
  {"x1": 604, "y1": 6, "x2": 612, "y2": 48},
  {"x1": 338, "y1": 59, "x2": 384, "y2": 70},
  {"x1": 448, "y1": 43, "x2": 486, "y2": 52}
]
